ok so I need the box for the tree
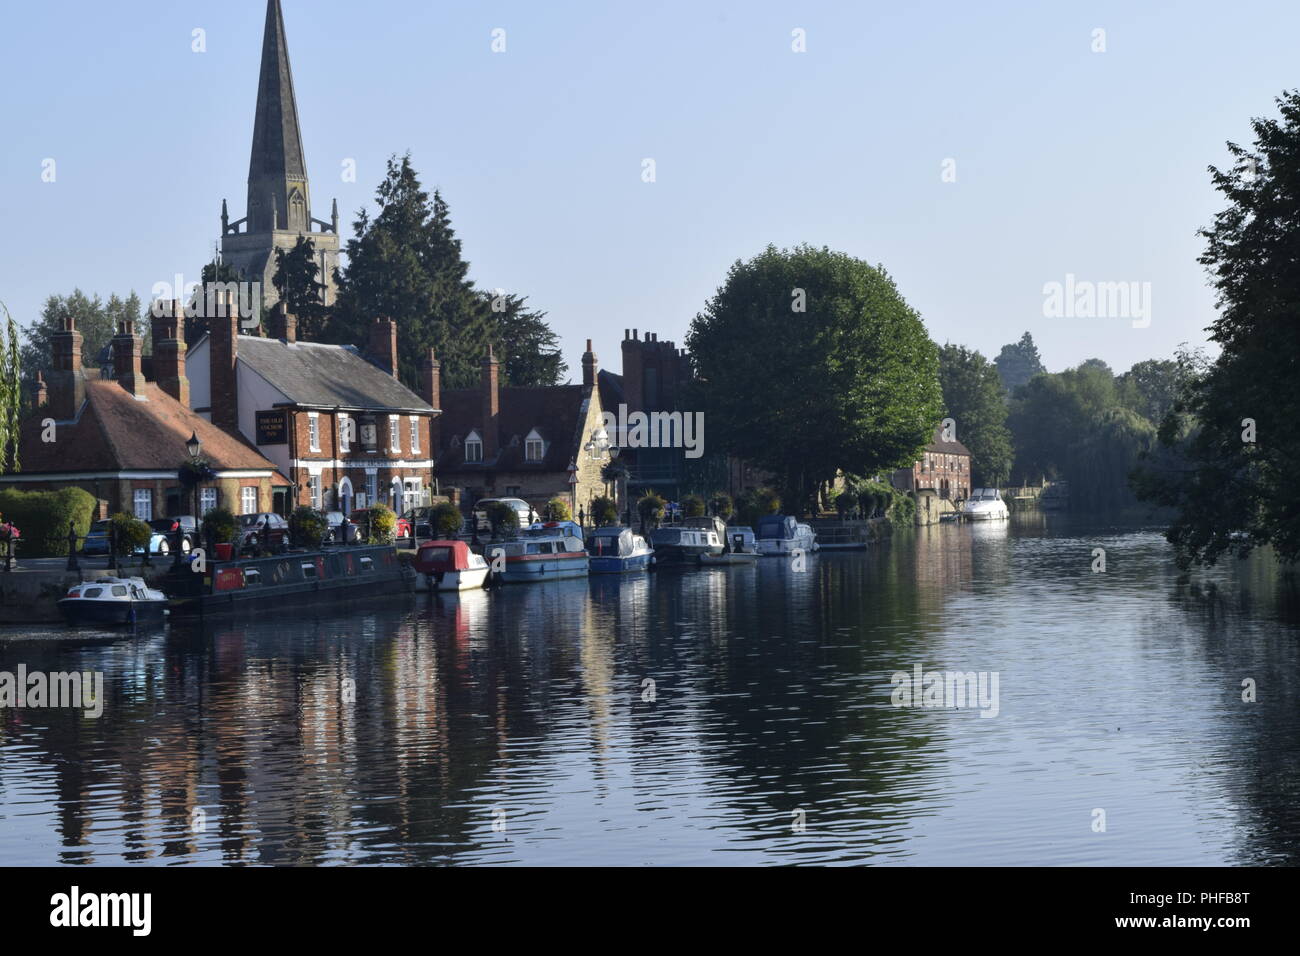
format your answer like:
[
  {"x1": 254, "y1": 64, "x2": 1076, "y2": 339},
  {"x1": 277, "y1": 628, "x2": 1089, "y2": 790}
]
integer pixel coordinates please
[
  {"x1": 20, "y1": 289, "x2": 143, "y2": 381},
  {"x1": 686, "y1": 245, "x2": 943, "y2": 512},
  {"x1": 0, "y1": 303, "x2": 22, "y2": 472},
  {"x1": 191, "y1": 259, "x2": 245, "y2": 345},
  {"x1": 272, "y1": 236, "x2": 329, "y2": 339},
  {"x1": 1117, "y1": 358, "x2": 1182, "y2": 427},
  {"x1": 329, "y1": 154, "x2": 565, "y2": 389},
  {"x1": 1133, "y1": 91, "x2": 1300, "y2": 566},
  {"x1": 994, "y1": 332, "x2": 1046, "y2": 394},
  {"x1": 937, "y1": 343, "x2": 1012, "y2": 486}
]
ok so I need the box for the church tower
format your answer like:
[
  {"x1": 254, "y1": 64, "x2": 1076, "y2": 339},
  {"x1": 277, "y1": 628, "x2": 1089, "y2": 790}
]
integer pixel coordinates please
[{"x1": 220, "y1": 0, "x2": 339, "y2": 309}]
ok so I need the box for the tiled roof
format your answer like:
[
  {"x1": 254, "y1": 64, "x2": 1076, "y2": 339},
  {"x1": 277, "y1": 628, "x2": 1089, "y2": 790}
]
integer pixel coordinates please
[
  {"x1": 436, "y1": 384, "x2": 591, "y2": 472},
  {"x1": 924, "y1": 428, "x2": 972, "y2": 457},
  {"x1": 11, "y1": 373, "x2": 288, "y2": 480},
  {"x1": 597, "y1": 369, "x2": 624, "y2": 412},
  {"x1": 234, "y1": 335, "x2": 435, "y2": 412}
]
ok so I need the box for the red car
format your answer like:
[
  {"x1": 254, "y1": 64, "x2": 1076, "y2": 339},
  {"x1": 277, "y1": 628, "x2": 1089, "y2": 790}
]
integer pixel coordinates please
[{"x1": 349, "y1": 510, "x2": 413, "y2": 544}]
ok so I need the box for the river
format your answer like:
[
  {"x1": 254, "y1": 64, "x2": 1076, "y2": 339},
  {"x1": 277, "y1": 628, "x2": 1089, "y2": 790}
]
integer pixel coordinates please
[{"x1": 2, "y1": 515, "x2": 1298, "y2": 865}]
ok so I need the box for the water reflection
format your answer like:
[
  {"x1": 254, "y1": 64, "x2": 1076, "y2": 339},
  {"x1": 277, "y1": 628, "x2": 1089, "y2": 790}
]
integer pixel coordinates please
[{"x1": 1, "y1": 520, "x2": 1298, "y2": 865}]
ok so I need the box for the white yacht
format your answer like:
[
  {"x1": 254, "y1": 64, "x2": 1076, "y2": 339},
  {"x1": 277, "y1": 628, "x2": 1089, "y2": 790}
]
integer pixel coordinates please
[{"x1": 964, "y1": 488, "x2": 1009, "y2": 521}]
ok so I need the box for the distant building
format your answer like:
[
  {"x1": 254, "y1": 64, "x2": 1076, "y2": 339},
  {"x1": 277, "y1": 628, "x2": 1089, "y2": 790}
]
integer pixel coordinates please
[
  {"x1": 3, "y1": 315, "x2": 289, "y2": 520},
  {"x1": 219, "y1": 0, "x2": 339, "y2": 309},
  {"x1": 187, "y1": 304, "x2": 438, "y2": 515},
  {"x1": 892, "y1": 429, "x2": 973, "y2": 516},
  {"x1": 434, "y1": 343, "x2": 610, "y2": 517}
]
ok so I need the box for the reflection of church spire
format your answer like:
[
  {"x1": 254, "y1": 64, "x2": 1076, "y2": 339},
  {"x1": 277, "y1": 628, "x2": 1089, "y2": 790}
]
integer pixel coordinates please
[{"x1": 247, "y1": 0, "x2": 309, "y2": 234}]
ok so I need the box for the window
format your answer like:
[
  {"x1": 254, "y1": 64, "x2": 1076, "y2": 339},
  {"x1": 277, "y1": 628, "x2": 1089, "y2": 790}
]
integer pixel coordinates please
[
  {"x1": 464, "y1": 430, "x2": 483, "y2": 463},
  {"x1": 240, "y1": 487, "x2": 257, "y2": 515},
  {"x1": 308, "y1": 475, "x2": 321, "y2": 510},
  {"x1": 409, "y1": 416, "x2": 420, "y2": 454},
  {"x1": 359, "y1": 556, "x2": 373, "y2": 574},
  {"x1": 366, "y1": 472, "x2": 377, "y2": 506},
  {"x1": 244, "y1": 568, "x2": 262, "y2": 587},
  {"x1": 200, "y1": 487, "x2": 218, "y2": 516},
  {"x1": 525, "y1": 429, "x2": 544, "y2": 462},
  {"x1": 301, "y1": 562, "x2": 318, "y2": 579},
  {"x1": 339, "y1": 414, "x2": 351, "y2": 453},
  {"x1": 308, "y1": 413, "x2": 320, "y2": 452},
  {"x1": 133, "y1": 489, "x2": 152, "y2": 520},
  {"x1": 389, "y1": 415, "x2": 400, "y2": 454}
]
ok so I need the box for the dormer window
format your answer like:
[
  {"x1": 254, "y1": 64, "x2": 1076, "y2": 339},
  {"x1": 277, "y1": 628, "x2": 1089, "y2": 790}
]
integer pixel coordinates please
[
  {"x1": 464, "y1": 430, "x2": 483, "y2": 463},
  {"x1": 525, "y1": 429, "x2": 544, "y2": 462}
]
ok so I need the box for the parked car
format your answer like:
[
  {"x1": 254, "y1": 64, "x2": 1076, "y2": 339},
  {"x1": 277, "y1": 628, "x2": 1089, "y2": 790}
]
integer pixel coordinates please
[
  {"x1": 406, "y1": 506, "x2": 461, "y2": 541},
  {"x1": 81, "y1": 519, "x2": 111, "y2": 556},
  {"x1": 473, "y1": 497, "x2": 533, "y2": 532},
  {"x1": 348, "y1": 509, "x2": 411, "y2": 544},
  {"x1": 149, "y1": 516, "x2": 199, "y2": 553},
  {"x1": 325, "y1": 511, "x2": 359, "y2": 544},
  {"x1": 236, "y1": 512, "x2": 289, "y2": 552}
]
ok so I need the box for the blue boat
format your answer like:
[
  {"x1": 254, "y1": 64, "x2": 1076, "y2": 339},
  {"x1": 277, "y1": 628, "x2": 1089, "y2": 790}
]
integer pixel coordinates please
[
  {"x1": 487, "y1": 520, "x2": 589, "y2": 582},
  {"x1": 588, "y1": 526, "x2": 653, "y2": 573}
]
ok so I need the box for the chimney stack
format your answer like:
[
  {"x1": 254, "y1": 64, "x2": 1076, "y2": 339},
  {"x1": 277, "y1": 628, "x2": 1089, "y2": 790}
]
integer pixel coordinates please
[
  {"x1": 210, "y1": 285, "x2": 240, "y2": 431},
  {"x1": 270, "y1": 301, "x2": 297, "y2": 343},
  {"x1": 29, "y1": 371, "x2": 47, "y2": 408},
  {"x1": 112, "y1": 320, "x2": 146, "y2": 396},
  {"x1": 368, "y1": 316, "x2": 398, "y2": 377},
  {"x1": 49, "y1": 315, "x2": 85, "y2": 421},
  {"x1": 481, "y1": 345, "x2": 499, "y2": 462},
  {"x1": 151, "y1": 300, "x2": 190, "y2": 406},
  {"x1": 582, "y1": 339, "x2": 597, "y2": 387},
  {"x1": 420, "y1": 347, "x2": 441, "y2": 452}
]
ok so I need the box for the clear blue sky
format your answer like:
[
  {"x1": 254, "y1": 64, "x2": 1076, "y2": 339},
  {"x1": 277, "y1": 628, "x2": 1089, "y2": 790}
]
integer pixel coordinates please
[{"x1": 1, "y1": 0, "x2": 1294, "y2": 378}]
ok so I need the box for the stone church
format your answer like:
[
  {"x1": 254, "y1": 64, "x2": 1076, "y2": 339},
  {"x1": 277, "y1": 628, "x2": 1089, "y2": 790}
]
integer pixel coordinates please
[{"x1": 219, "y1": 0, "x2": 340, "y2": 308}]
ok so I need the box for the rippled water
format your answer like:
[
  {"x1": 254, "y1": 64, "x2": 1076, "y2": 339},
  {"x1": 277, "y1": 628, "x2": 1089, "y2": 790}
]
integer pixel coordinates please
[{"x1": 2, "y1": 515, "x2": 1299, "y2": 866}]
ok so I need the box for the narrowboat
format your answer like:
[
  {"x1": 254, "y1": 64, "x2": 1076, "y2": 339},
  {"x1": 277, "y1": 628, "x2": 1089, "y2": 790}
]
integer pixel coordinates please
[
  {"x1": 755, "y1": 515, "x2": 819, "y2": 556},
  {"x1": 165, "y1": 544, "x2": 409, "y2": 617},
  {"x1": 58, "y1": 576, "x2": 169, "y2": 626},
  {"x1": 412, "y1": 539, "x2": 491, "y2": 591},
  {"x1": 699, "y1": 526, "x2": 759, "y2": 565},
  {"x1": 587, "y1": 526, "x2": 654, "y2": 573},
  {"x1": 650, "y1": 516, "x2": 726, "y2": 565},
  {"x1": 486, "y1": 521, "x2": 589, "y2": 582}
]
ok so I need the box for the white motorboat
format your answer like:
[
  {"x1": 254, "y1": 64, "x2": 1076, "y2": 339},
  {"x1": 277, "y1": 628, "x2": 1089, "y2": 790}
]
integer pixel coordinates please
[
  {"x1": 964, "y1": 488, "x2": 1009, "y2": 521},
  {"x1": 411, "y1": 540, "x2": 491, "y2": 591},
  {"x1": 755, "y1": 515, "x2": 818, "y2": 556},
  {"x1": 58, "y1": 576, "x2": 168, "y2": 626},
  {"x1": 700, "y1": 526, "x2": 759, "y2": 565}
]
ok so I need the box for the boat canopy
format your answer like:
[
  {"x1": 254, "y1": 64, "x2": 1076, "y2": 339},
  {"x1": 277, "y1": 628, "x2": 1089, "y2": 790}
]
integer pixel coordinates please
[
  {"x1": 757, "y1": 515, "x2": 799, "y2": 539},
  {"x1": 413, "y1": 539, "x2": 474, "y2": 574},
  {"x1": 590, "y1": 526, "x2": 637, "y2": 556},
  {"x1": 524, "y1": 520, "x2": 584, "y2": 540},
  {"x1": 682, "y1": 515, "x2": 728, "y2": 539}
]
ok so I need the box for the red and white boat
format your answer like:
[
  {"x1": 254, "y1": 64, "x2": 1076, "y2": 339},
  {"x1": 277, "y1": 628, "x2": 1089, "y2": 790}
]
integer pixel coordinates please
[{"x1": 412, "y1": 539, "x2": 491, "y2": 591}]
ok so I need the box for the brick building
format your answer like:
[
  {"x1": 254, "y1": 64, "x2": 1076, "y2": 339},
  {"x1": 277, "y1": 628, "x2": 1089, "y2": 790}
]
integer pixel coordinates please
[
  {"x1": 434, "y1": 342, "x2": 610, "y2": 518},
  {"x1": 187, "y1": 306, "x2": 439, "y2": 515},
  {"x1": 892, "y1": 429, "x2": 973, "y2": 522},
  {"x1": 2, "y1": 315, "x2": 289, "y2": 519}
]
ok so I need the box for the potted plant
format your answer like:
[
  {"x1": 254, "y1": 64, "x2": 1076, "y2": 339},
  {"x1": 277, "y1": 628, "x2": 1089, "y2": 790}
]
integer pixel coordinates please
[
  {"x1": 590, "y1": 495, "x2": 619, "y2": 527},
  {"x1": 289, "y1": 506, "x2": 328, "y2": 550},
  {"x1": 201, "y1": 507, "x2": 238, "y2": 561},
  {"x1": 0, "y1": 515, "x2": 20, "y2": 571},
  {"x1": 429, "y1": 502, "x2": 463, "y2": 538}
]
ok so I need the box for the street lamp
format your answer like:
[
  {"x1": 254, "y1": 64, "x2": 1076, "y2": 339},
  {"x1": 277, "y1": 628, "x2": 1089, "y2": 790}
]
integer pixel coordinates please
[
  {"x1": 187, "y1": 432, "x2": 203, "y2": 562},
  {"x1": 567, "y1": 458, "x2": 578, "y2": 519}
]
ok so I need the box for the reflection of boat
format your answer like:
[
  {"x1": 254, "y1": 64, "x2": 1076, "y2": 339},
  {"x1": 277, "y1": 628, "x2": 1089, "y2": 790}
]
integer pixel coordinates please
[
  {"x1": 1040, "y1": 481, "x2": 1069, "y2": 511},
  {"x1": 964, "y1": 488, "x2": 1009, "y2": 521},
  {"x1": 588, "y1": 526, "x2": 653, "y2": 573},
  {"x1": 487, "y1": 521, "x2": 589, "y2": 582},
  {"x1": 700, "y1": 526, "x2": 759, "y2": 565},
  {"x1": 59, "y1": 576, "x2": 168, "y2": 626},
  {"x1": 412, "y1": 539, "x2": 490, "y2": 591},
  {"x1": 755, "y1": 515, "x2": 818, "y2": 555},
  {"x1": 650, "y1": 516, "x2": 726, "y2": 565}
]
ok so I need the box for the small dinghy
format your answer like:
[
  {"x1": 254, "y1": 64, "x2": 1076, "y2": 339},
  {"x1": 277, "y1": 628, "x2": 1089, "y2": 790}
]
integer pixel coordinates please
[
  {"x1": 699, "y1": 527, "x2": 759, "y2": 565},
  {"x1": 412, "y1": 540, "x2": 491, "y2": 591},
  {"x1": 58, "y1": 576, "x2": 168, "y2": 626}
]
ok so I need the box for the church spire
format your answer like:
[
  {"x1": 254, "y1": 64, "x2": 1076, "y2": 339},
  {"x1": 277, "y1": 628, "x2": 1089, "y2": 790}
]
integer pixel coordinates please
[{"x1": 247, "y1": 0, "x2": 309, "y2": 234}]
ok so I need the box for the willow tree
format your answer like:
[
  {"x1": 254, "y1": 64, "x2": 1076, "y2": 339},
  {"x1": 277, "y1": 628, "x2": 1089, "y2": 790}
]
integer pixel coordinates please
[{"x1": 686, "y1": 244, "x2": 943, "y2": 511}]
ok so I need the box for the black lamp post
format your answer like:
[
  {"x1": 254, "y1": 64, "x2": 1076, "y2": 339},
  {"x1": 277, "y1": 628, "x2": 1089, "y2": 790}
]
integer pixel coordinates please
[{"x1": 186, "y1": 432, "x2": 202, "y2": 566}]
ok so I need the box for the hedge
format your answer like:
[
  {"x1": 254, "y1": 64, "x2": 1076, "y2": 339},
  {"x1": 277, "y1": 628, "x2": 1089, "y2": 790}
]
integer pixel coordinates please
[{"x1": 0, "y1": 487, "x2": 97, "y2": 558}]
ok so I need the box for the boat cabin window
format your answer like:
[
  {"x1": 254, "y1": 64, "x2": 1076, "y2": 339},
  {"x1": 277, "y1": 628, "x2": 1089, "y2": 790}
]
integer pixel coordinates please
[
  {"x1": 302, "y1": 562, "x2": 318, "y2": 579},
  {"x1": 359, "y1": 557, "x2": 374, "y2": 573},
  {"x1": 111, "y1": 585, "x2": 128, "y2": 597},
  {"x1": 244, "y1": 568, "x2": 262, "y2": 587},
  {"x1": 707, "y1": 534, "x2": 718, "y2": 545},
  {"x1": 84, "y1": 587, "x2": 102, "y2": 598}
]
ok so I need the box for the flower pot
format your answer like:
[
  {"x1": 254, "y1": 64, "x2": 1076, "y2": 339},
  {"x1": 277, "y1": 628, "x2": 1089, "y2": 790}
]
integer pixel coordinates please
[{"x1": 214, "y1": 543, "x2": 233, "y2": 561}]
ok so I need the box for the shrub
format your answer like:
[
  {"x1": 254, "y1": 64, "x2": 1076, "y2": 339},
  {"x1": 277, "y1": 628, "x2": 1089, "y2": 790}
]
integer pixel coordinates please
[
  {"x1": 637, "y1": 491, "x2": 666, "y2": 528},
  {"x1": 0, "y1": 487, "x2": 97, "y2": 557},
  {"x1": 289, "y1": 507, "x2": 327, "y2": 549},
  {"x1": 109, "y1": 512, "x2": 151, "y2": 556},
  {"x1": 590, "y1": 495, "x2": 619, "y2": 526},
  {"x1": 681, "y1": 494, "x2": 706, "y2": 518},
  {"x1": 356, "y1": 503, "x2": 397, "y2": 544},
  {"x1": 483, "y1": 500, "x2": 520, "y2": 536},
  {"x1": 756, "y1": 487, "x2": 782, "y2": 516},
  {"x1": 835, "y1": 490, "x2": 857, "y2": 517},
  {"x1": 544, "y1": 497, "x2": 572, "y2": 522},
  {"x1": 709, "y1": 492, "x2": 734, "y2": 520},
  {"x1": 202, "y1": 506, "x2": 238, "y2": 550},
  {"x1": 429, "y1": 502, "x2": 463, "y2": 538}
]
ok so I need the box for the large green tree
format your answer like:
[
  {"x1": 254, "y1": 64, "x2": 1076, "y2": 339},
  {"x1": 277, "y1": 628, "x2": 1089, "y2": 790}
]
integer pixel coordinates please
[
  {"x1": 329, "y1": 153, "x2": 563, "y2": 389},
  {"x1": 1133, "y1": 91, "x2": 1300, "y2": 566},
  {"x1": 994, "y1": 331, "x2": 1046, "y2": 394},
  {"x1": 937, "y1": 343, "x2": 1012, "y2": 485},
  {"x1": 272, "y1": 236, "x2": 329, "y2": 339},
  {"x1": 21, "y1": 289, "x2": 144, "y2": 381},
  {"x1": 686, "y1": 244, "x2": 943, "y2": 511}
]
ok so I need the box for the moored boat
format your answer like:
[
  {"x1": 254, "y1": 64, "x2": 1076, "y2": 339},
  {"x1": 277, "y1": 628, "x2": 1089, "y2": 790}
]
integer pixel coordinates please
[
  {"x1": 588, "y1": 526, "x2": 653, "y2": 573},
  {"x1": 412, "y1": 539, "x2": 491, "y2": 591},
  {"x1": 755, "y1": 515, "x2": 818, "y2": 556},
  {"x1": 964, "y1": 488, "x2": 1009, "y2": 521},
  {"x1": 487, "y1": 520, "x2": 589, "y2": 582},
  {"x1": 699, "y1": 526, "x2": 759, "y2": 565},
  {"x1": 59, "y1": 576, "x2": 168, "y2": 626},
  {"x1": 650, "y1": 516, "x2": 726, "y2": 565}
]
